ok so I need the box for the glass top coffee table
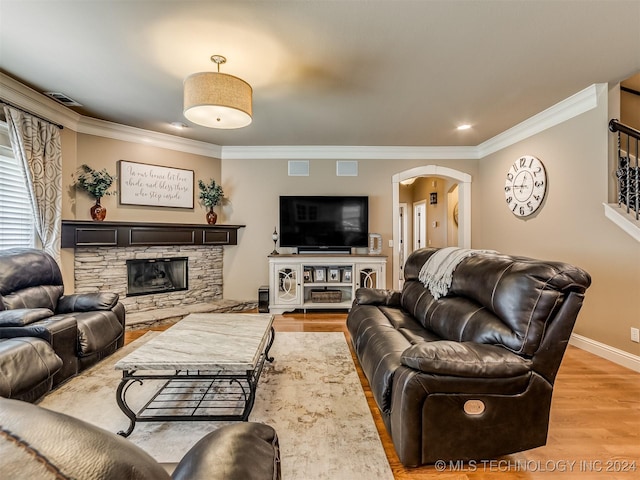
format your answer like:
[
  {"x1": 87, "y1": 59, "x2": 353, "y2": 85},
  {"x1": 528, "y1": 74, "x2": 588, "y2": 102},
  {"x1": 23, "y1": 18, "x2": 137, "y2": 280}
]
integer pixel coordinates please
[{"x1": 114, "y1": 313, "x2": 275, "y2": 437}]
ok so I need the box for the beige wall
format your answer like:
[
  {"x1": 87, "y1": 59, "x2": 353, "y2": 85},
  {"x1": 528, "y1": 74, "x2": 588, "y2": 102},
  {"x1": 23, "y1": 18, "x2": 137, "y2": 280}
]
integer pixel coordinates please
[
  {"x1": 221, "y1": 158, "x2": 478, "y2": 301},
  {"x1": 475, "y1": 85, "x2": 640, "y2": 356},
  {"x1": 59, "y1": 127, "x2": 78, "y2": 291},
  {"x1": 59, "y1": 133, "x2": 221, "y2": 289}
]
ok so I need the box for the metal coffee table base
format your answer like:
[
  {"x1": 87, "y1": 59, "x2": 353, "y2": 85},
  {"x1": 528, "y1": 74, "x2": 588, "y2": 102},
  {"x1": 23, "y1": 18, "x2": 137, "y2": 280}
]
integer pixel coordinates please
[{"x1": 116, "y1": 327, "x2": 275, "y2": 437}]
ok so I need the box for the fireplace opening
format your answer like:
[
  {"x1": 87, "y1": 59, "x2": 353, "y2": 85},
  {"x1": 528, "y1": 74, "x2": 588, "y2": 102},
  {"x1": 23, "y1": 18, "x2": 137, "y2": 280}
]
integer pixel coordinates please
[{"x1": 126, "y1": 257, "x2": 188, "y2": 297}]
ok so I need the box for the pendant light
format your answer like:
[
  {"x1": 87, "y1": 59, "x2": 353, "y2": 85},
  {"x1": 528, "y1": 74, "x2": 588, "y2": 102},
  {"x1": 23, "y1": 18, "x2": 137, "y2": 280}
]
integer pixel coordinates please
[{"x1": 183, "y1": 55, "x2": 252, "y2": 129}]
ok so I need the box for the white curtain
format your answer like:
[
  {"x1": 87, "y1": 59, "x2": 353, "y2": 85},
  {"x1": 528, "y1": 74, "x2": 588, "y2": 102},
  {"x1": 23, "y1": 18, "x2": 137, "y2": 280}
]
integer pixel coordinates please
[{"x1": 3, "y1": 106, "x2": 62, "y2": 262}]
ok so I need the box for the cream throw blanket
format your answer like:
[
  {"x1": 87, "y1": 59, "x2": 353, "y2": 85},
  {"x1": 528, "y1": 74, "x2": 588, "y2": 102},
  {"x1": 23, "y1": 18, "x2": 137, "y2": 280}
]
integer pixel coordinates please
[{"x1": 418, "y1": 247, "x2": 495, "y2": 299}]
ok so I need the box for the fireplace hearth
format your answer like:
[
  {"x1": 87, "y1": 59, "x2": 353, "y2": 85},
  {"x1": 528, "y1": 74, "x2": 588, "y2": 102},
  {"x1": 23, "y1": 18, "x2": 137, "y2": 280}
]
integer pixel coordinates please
[{"x1": 126, "y1": 257, "x2": 188, "y2": 297}]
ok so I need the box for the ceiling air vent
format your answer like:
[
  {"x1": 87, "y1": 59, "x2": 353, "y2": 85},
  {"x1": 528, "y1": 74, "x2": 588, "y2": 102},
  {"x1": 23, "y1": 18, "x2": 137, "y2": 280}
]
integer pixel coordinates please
[{"x1": 44, "y1": 92, "x2": 83, "y2": 107}]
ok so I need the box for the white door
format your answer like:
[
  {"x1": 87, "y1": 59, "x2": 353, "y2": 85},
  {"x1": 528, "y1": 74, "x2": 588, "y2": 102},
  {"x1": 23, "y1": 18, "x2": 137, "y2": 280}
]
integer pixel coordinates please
[
  {"x1": 399, "y1": 203, "x2": 408, "y2": 283},
  {"x1": 413, "y1": 200, "x2": 427, "y2": 251}
]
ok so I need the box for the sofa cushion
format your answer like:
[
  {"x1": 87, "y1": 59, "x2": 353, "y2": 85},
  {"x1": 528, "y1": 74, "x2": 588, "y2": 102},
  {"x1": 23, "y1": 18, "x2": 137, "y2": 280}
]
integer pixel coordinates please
[
  {"x1": 1, "y1": 285, "x2": 64, "y2": 312},
  {"x1": 0, "y1": 338, "x2": 62, "y2": 398},
  {"x1": 0, "y1": 397, "x2": 172, "y2": 480},
  {"x1": 0, "y1": 308, "x2": 53, "y2": 327},
  {"x1": 403, "y1": 249, "x2": 591, "y2": 356},
  {"x1": 401, "y1": 340, "x2": 531, "y2": 378},
  {"x1": 355, "y1": 288, "x2": 401, "y2": 307},
  {"x1": 172, "y1": 423, "x2": 281, "y2": 480},
  {"x1": 0, "y1": 249, "x2": 63, "y2": 297}
]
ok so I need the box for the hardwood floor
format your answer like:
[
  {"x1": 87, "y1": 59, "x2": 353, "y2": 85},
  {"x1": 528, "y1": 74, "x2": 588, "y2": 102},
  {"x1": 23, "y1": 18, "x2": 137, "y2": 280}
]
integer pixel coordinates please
[{"x1": 125, "y1": 311, "x2": 640, "y2": 480}]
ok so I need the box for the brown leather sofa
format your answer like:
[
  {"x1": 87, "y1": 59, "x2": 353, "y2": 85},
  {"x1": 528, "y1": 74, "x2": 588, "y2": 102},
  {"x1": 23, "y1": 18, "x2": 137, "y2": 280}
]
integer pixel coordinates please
[
  {"x1": 0, "y1": 248, "x2": 125, "y2": 402},
  {"x1": 347, "y1": 247, "x2": 591, "y2": 467},
  {"x1": 0, "y1": 397, "x2": 281, "y2": 480}
]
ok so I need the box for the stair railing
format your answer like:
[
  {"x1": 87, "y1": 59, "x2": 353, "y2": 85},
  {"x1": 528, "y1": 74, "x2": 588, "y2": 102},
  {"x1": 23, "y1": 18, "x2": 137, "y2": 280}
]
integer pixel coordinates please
[{"x1": 609, "y1": 119, "x2": 640, "y2": 220}]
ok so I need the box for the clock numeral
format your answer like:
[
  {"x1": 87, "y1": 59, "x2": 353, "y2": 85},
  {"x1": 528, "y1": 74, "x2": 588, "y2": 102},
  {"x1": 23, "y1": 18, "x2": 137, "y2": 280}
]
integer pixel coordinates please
[
  {"x1": 534, "y1": 180, "x2": 544, "y2": 188},
  {"x1": 519, "y1": 206, "x2": 525, "y2": 216},
  {"x1": 527, "y1": 201, "x2": 533, "y2": 211},
  {"x1": 506, "y1": 196, "x2": 513, "y2": 204},
  {"x1": 506, "y1": 172, "x2": 514, "y2": 181},
  {"x1": 512, "y1": 203, "x2": 518, "y2": 213},
  {"x1": 505, "y1": 186, "x2": 511, "y2": 193},
  {"x1": 519, "y1": 157, "x2": 528, "y2": 168},
  {"x1": 532, "y1": 166, "x2": 542, "y2": 176}
]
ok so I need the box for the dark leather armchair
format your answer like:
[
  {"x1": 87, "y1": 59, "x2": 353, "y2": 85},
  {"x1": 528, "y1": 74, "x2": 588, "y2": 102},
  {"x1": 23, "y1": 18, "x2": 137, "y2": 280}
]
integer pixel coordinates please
[
  {"x1": 0, "y1": 248, "x2": 125, "y2": 400},
  {"x1": 0, "y1": 397, "x2": 281, "y2": 480},
  {"x1": 347, "y1": 247, "x2": 591, "y2": 466}
]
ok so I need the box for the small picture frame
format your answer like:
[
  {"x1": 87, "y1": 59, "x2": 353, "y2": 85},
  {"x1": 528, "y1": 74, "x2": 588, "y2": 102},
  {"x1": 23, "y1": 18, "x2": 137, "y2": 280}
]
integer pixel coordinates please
[
  {"x1": 328, "y1": 268, "x2": 340, "y2": 283},
  {"x1": 430, "y1": 192, "x2": 438, "y2": 205},
  {"x1": 314, "y1": 268, "x2": 326, "y2": 282},
  {"x1": 342, "y1": 269, "x2": 352, "y2": 283},
  {"x1": 303, "y1": 269, "x2": 312, "y2": 283}
]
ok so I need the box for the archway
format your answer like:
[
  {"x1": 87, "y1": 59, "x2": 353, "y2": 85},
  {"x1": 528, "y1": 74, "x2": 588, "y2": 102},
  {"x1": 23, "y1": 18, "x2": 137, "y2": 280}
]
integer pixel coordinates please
[{"x1": 391, "y1": 165, "x2": 472, "y2": 289}]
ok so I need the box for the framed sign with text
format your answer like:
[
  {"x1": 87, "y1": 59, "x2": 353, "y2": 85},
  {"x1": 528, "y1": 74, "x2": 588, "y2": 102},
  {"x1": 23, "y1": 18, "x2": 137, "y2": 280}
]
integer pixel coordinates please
[{"x1": 118, "y1": 160, "x2": 194, "y2": 209}]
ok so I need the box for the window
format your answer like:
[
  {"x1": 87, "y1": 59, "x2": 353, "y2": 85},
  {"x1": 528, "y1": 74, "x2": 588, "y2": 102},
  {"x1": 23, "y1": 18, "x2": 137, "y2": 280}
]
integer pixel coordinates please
[{"x1": 0, "y1": 121, "x2": 34, "y2": 249}]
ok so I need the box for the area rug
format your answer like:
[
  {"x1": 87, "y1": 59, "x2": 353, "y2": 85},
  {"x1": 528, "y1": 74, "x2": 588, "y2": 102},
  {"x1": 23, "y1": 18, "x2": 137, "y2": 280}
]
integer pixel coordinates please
[{"x1": 39, "y1": 331, "x2": 393, "y2": 480}]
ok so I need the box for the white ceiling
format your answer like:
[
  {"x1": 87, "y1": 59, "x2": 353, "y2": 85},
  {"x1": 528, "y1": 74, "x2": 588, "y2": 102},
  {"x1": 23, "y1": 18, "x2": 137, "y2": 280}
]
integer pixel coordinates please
[{"x1": 1, "y1": 1, "x2": 639, "y2": 148}]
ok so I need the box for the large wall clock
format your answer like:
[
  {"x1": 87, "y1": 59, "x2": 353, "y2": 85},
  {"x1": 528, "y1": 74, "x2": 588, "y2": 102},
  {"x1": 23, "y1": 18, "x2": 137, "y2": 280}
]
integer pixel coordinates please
[{"x1": 504, "y1": 155, "x2": 547, "y2": 217}]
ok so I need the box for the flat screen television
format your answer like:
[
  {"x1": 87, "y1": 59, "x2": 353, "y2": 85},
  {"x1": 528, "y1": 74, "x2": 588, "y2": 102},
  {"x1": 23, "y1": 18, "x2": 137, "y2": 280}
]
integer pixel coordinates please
[{"x1": 279, "y1": 196, "x2": 369, "y2": 251}]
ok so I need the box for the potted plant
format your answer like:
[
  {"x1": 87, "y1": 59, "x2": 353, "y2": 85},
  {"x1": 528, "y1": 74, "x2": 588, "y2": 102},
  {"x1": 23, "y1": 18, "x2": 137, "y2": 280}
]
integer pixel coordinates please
[
  {"x1": 198, "y1": 178, "x2": 224, "y2": 224},
  {"x1": 73, "y1": 164, "x2": 116, "y2": 221}
]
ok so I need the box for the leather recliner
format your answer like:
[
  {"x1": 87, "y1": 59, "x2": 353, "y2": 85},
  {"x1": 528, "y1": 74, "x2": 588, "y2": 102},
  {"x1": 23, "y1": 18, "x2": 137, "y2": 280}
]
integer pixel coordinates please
[
  {"x1": 347, "y1": 247, "x2": 591, "y2": 466},
  {"x1": 0, "y1": 248, "x2": 125, "y2": 401},
  {"x1": 0, "y1": 397, "x2": 281, "y2": 480}
]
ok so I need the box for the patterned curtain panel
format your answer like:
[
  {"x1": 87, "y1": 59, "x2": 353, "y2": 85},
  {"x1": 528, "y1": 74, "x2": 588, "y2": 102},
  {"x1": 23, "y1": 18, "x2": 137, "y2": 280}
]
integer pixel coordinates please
[{"x1": 3, "y1": 106, "x2": 62, "y2": 262}]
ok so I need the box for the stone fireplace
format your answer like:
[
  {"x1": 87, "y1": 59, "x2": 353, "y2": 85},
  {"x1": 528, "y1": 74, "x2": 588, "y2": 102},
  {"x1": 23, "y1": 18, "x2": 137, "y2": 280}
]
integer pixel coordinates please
[
  {"x1": 62, "y1": 221, "x2": 246, "y2": 315},
  {"x1": 73, "y1": 246, "x2": 222, "y2": 313}
]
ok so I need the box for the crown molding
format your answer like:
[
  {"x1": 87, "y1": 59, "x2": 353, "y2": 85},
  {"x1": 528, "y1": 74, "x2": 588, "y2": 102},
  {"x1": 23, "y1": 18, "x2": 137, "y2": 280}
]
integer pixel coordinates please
[
  {"x1": 76, "y1": 117, "x2": 222, "y2": 158},
  {"x1": 2, "y1": 71, "x2": 601, "y2": 162},
  {"x1": 221, "y1": 145, "x2": 479, "y2": 160},
  {"x1": 1, "y1": 72, "x2": 222, "y2": 158},
  {"x1": 0, "y1": 72, "x2": 82, "y2": 129},
  {"x1": 477, "y1": 84, "x2": 601, "y2": 158},
  {"x1": 222, "y1": 84, "x2": 601, "y2": 160}
]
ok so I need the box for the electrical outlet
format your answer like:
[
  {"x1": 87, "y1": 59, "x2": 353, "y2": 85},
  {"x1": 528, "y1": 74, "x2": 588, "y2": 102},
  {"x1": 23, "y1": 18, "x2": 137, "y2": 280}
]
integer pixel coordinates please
[{"x1": 631, "y1": 327, "x2": 640, "y2": 343}]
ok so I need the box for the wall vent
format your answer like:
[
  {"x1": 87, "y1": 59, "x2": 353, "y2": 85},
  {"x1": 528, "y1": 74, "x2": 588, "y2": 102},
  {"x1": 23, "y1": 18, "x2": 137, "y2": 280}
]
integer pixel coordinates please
[
  {"x1": 337, "y1": 160, "x2": 358, "y2": 176},
  {"x1": 288, "y1": 160, "x2": 309, "y2": 176},
  {"x1": 44, "y1": 92, "x2": 83, "y2": 107}
]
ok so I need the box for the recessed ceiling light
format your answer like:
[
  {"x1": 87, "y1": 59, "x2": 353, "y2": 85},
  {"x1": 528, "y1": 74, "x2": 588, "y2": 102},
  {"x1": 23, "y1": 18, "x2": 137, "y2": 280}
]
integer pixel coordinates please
[
  {"x1": 171, "y1": 122, "x2": 188, "y2": 129},
  {"x1": 457, "y1": 124, "x2": 472, "y2": 131}
]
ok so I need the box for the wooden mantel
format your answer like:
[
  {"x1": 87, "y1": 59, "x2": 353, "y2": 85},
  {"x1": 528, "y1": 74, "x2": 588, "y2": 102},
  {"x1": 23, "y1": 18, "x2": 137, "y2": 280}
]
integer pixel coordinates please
[{"x1": 61, "y1": 220, "x2": 245, "y2": 248}]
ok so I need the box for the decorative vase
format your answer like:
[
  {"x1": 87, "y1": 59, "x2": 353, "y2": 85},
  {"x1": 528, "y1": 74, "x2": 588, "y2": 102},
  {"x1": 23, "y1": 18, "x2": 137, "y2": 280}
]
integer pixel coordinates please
[
  {"x1": 90, "y1": 198, "x2": 107, "y2": 221},
  {"x1": 206, "y1": 207, "x2": 217, "y2": 225}
]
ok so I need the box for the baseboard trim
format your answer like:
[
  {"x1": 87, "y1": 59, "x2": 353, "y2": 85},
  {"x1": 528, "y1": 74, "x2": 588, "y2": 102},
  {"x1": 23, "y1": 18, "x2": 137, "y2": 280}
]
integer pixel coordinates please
[{"x1": 570, "y1": 333, "x2": 640, "y2": 372}]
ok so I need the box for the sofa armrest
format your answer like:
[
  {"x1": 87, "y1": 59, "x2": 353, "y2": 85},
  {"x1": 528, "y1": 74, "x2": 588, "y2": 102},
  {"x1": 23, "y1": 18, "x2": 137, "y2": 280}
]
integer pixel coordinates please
[
  {"x1": 172, "y1": 423, "x2": 280, "y2": 480},
  {"x1": 355, "y1": 288, "x2": 401, "y2": 307},
  {"x1": 0, "y1": 315, "x2": 79, "y2": 384},
  {"x1": 0, "y1": 308, "x2": 53, "y2": 327},
  {"x1": 57, "y1": 293, "x2": 119, "y2": 313},
  {"x1": 401, "y1": 341, "x2": 531, "y2": 378}
]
